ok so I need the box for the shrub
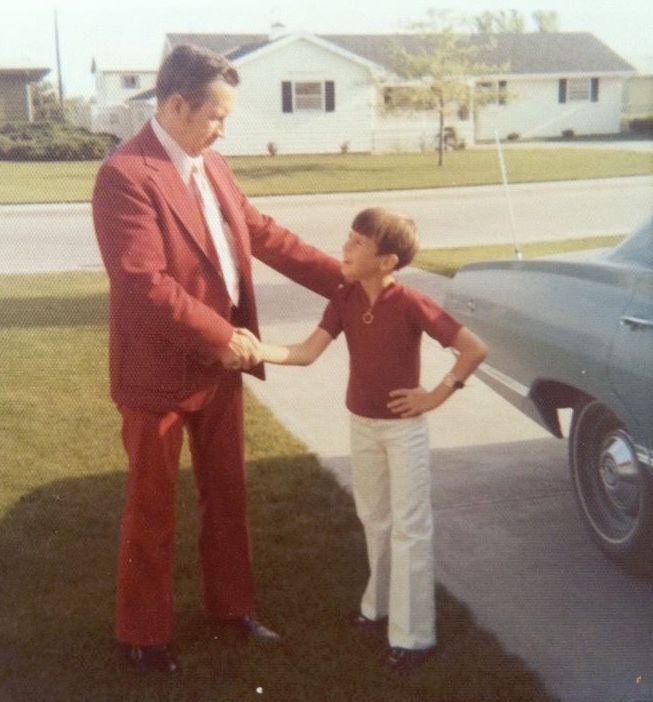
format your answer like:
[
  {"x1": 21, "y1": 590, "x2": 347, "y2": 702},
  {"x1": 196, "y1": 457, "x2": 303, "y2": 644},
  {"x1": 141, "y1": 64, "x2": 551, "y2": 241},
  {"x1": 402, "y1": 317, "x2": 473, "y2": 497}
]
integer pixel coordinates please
[
  {"x1": 561, "y1": 129, "x2": 575, "y2": 139},
  {"x1": 0, "y1": 121, "x2": 117, "y2": 161},
  {"x1": 507, "y1": 132, "x2": 520, "y2": 141},
  {"x1": 629, "y1": 118, "x2": 653, "y2": 135}
]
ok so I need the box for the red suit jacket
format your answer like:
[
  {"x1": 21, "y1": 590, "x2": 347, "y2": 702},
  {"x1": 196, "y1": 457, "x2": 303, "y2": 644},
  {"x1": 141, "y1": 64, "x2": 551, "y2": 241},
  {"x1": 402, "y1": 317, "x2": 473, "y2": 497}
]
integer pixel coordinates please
[{"x1": 93, "y1": 123, "x2": 342, "y2": 412}]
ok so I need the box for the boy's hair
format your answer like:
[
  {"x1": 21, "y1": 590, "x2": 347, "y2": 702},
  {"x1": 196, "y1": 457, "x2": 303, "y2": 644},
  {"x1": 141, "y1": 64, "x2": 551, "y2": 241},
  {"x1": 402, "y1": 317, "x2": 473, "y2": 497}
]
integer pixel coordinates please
[
  {"x1": 156, "y1": 44, "x2": 240, "y2": 110},
  {"x1": 352, "y1": 207, "x2": 419, "y2": 270}
]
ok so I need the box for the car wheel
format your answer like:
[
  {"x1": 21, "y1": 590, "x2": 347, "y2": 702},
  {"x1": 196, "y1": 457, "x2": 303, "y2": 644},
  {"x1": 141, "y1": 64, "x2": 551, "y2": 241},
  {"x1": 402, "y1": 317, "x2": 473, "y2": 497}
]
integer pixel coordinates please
[{"x1": 569, "y1": 400, "x2": 653, "y2": 573}]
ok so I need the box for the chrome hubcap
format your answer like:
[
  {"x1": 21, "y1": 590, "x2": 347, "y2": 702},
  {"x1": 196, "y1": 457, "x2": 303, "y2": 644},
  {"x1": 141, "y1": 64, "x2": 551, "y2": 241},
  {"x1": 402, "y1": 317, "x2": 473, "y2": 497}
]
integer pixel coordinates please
[{"x1": 598, "y1": 432, "x2": 640, "y2": 517}]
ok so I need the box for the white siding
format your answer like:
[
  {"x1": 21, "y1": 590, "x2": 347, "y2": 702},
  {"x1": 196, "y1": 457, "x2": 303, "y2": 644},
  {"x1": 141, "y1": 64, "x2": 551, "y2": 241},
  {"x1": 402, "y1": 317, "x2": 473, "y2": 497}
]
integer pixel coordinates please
[
  {"x1": 89, "y1": 102, "x2": 155, "y2": 142},
  {"x1": 95, "y1": 71, "x2": 157, "y2": 108},
  {"x1": 217, "y1": 38, "x2": 374, "y2": 156},
  {"x1": 475, "y1": 76, "x2": 626, "y2": 141}
]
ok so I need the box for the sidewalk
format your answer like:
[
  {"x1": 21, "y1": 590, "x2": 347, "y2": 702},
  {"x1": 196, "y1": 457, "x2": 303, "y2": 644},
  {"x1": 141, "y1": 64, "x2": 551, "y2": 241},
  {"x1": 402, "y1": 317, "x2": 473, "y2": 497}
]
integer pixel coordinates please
[{"x1": 245, "y1": 259, "x2": 653, "y2": 702}]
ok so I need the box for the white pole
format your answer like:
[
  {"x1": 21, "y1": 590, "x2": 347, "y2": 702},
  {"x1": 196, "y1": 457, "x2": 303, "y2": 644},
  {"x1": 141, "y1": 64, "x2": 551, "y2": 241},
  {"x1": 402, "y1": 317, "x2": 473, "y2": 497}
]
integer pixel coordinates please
[{"x1": 494, "y1": 130, "x2": 522, "y2": 260}]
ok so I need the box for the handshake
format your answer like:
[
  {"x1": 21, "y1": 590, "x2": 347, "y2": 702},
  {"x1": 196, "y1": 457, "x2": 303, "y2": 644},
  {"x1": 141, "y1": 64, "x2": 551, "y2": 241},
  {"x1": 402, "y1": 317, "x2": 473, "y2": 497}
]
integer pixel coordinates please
[{"x1": 217, "y1": 327, "x2": 265, "y2": 371}]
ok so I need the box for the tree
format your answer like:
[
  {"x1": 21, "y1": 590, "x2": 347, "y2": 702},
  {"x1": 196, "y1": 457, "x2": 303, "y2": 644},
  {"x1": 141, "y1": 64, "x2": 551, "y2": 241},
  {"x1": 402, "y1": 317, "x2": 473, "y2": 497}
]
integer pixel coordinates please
[
  {"x1": 30, "y1": 81, "x2": 64, "y2": 122},
  {"x1": 388, "y1": 10, "x2": 503, "y2": 166},
  {"x1": 473, "y1": 10, "x2": 526, "y2": 34},
  {"x1": 473, "y1": 9, "x2": 560, "y2": 33},
  {"x1": 532, "y1": 11, "x2": 560, "y2": 32}
]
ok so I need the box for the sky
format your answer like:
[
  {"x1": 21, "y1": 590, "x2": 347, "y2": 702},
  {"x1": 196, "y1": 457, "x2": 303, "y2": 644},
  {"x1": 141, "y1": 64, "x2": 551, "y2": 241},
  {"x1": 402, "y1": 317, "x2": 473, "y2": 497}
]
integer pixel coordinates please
[{"x1": 0, "y1": 0, "x2": 651, "y2": 98}]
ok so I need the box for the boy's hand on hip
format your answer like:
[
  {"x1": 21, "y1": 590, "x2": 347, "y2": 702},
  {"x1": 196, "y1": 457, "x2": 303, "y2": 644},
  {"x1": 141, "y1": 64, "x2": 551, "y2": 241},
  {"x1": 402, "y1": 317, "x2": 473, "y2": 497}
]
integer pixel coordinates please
[{"x1": 387, "y1": 387, "x2": 433, "y2": 418}]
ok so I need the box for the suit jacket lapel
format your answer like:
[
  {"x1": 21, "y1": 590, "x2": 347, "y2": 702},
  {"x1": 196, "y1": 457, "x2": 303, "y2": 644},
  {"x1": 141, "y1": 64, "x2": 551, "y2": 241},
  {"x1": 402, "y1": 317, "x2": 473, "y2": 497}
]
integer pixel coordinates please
[{"x1": 139, "y1": 124, "x2": 218, "y2": 267}]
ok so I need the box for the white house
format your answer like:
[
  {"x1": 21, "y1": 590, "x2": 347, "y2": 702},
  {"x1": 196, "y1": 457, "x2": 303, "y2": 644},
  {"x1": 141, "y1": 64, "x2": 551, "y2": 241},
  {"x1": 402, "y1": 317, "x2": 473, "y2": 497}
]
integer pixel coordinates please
[
  {"x1": 91, "y1": 60, "x2": 157, "y2": 108},
  {"x1": 103, "y1": 29, "x2": 635, "y2": 153},
  {"x1": 80, "y1": 60, "x2": 157, "y2": 141}
]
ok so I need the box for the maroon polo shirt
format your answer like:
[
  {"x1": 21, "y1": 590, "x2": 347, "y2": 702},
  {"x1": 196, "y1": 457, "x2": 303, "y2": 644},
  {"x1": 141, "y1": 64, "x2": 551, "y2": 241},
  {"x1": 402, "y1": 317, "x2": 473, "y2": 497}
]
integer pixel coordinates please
[{"x1": 319, "y1": 281, "x2": 462, "y2": 419}]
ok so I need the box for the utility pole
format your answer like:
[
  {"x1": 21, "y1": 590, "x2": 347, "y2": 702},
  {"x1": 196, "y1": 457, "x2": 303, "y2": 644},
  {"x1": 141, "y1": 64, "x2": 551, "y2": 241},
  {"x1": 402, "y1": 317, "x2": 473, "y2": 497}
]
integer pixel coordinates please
[{"x1": 54, "y1": 8, "x2": 64, "y2": 104}]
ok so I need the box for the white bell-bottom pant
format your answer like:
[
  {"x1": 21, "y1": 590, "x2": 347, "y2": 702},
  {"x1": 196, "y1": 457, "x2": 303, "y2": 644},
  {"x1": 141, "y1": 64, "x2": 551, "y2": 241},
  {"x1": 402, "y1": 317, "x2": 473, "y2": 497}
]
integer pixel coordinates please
[{"x1": 349, "y1": 412, "x2": 436, "y2": 650}]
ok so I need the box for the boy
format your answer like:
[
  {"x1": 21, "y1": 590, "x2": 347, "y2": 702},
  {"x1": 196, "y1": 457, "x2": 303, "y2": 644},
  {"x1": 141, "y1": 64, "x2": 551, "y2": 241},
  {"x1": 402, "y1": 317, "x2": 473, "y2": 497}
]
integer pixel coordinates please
[{"x1": 259, "y1": 207, "x2": 487, "y2": 673}]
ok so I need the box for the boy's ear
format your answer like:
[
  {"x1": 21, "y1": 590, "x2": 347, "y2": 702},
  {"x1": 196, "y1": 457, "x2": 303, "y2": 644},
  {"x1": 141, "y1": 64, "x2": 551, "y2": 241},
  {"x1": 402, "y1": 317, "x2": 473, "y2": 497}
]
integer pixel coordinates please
[{"x1": 382, "y1": 253, "x2": 399, "y2": 272}]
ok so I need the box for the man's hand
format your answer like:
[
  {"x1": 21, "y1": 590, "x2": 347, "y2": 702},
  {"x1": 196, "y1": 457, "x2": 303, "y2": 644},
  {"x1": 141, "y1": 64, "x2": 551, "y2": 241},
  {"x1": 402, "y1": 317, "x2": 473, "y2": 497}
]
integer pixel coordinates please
[{"x1": 217, "y1": 328, "x2": 262, "y2": 371}]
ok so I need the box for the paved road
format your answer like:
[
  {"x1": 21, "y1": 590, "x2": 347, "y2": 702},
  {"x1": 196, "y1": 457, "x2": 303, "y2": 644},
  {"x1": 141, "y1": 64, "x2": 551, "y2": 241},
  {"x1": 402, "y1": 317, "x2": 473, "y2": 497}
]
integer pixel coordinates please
[
  {"x1": 246, "y1": 260, "x2": 653, "y2": 702},
  {"x1": 1, "y1": 175, "x2": 652, "y2": 273}
]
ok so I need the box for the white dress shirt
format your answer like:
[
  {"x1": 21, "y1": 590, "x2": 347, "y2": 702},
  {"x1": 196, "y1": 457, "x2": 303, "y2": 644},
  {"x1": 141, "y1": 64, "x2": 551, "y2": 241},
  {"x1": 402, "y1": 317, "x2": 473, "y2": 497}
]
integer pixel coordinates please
[{"x1": 151, "y1": 118, "x2": 240, "y2": 305}]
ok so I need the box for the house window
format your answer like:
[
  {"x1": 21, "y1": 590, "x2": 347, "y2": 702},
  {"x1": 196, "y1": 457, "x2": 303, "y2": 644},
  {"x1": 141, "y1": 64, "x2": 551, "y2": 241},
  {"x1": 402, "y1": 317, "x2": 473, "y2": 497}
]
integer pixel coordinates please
[
  {"x1": 296, "y1": 82, "x2": 322, "y2": 110},
  {"x1": 558, "y1": 77, "x2": 599, "y2": 103},
  {"x1": 476, "y1": 81, "x2": 507, "y2": 106},
  {"x1": 121, "y1": 75, "x2": 140, "y2": 90},
  {"x1": 568, "y1": 78, "x2": 590, "y2": 101},
  {"x1": 281, "y1": 81, "x2": 335, "y2": 112}
]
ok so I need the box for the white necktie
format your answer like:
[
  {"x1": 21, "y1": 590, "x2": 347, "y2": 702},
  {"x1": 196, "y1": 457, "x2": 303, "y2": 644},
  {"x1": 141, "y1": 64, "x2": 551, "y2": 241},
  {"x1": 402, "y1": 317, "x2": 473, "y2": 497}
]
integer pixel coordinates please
[{"x1": 190, "y1": 163, "x2": 240, "y2": 306}]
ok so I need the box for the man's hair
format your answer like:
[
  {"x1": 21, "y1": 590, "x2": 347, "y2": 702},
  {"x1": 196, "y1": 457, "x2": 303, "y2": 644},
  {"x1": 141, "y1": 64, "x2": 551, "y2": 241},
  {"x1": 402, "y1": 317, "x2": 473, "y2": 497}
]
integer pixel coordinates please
[
  {"x1": 156, "y1": 44, "x2": 240, "y2": 110},
  {"x1": 351, "y1": 207, "x2": 419, "y2": 270}
]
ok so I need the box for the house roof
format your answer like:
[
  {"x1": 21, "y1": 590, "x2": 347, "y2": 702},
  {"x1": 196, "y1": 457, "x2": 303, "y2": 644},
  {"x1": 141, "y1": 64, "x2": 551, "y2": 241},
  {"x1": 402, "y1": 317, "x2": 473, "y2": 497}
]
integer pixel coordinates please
[
  {"x1": 166, "y1": 31, "x2": 634, "y2": 76},
  {"x1": 0, "y1": 67, "x2": 50, "y2": 81}
]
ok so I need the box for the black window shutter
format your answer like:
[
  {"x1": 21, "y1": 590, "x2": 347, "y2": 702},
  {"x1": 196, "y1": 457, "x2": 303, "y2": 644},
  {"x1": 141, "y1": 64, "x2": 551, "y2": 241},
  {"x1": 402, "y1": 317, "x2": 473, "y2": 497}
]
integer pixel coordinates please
[
  {"x1": 325, "y1": 81, "x2": 335, "y2": 112},
  {"x1": 591, "y1": 77, "x2": 599, "y2": 102},
  {"x1": 558, "y1": 79, "x2": 567, "y2": 104},
  {"x1": 282, "y1": 81, "x2": 293, "y2": 113}
]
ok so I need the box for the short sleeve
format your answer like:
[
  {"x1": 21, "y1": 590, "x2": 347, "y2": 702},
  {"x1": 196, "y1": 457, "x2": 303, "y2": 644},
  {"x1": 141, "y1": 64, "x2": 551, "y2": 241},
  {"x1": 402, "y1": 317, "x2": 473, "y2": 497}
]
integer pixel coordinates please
[
  {"x1": 318, "y1": 297, "x2": 343, "y2": 339},
  {"x1": 411, "y1": 290, "x2": 462, "y2": 347}
]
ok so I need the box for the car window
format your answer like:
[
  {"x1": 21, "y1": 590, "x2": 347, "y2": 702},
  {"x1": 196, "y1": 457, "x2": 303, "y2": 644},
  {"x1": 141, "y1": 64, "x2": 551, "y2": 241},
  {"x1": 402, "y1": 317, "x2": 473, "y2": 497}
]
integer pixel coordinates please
[{"x1": 607, "y1": 218, "x2": 653, "y2": 268}]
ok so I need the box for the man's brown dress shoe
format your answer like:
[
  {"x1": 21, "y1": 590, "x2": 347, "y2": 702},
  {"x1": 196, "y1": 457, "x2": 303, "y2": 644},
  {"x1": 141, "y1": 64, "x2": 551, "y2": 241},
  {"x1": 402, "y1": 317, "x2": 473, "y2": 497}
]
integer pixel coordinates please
[
  {"x1": 121, "y1": 643, "x2": 180, "y2": 673},
  {"x1": 216, "y1": 615, "x2": 281, "y2": 643}
]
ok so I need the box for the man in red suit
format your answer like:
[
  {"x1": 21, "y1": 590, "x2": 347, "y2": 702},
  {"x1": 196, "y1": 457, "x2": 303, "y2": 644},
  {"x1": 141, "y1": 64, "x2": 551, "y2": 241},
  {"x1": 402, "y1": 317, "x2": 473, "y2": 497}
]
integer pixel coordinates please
[{"x1": 92, "y1": 44, "x2": 342, "y2": 673}]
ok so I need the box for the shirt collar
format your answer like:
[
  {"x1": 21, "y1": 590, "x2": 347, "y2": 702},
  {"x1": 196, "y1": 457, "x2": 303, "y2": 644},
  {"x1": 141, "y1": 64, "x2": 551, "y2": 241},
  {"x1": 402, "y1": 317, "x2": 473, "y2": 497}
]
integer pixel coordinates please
[{"x1": 151, "y1": 117, "x2": 202, "y2": 186}]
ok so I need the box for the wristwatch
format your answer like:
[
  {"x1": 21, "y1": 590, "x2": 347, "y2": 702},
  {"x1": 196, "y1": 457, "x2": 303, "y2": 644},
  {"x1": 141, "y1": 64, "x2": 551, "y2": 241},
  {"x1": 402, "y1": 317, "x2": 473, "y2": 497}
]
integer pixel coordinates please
[{"x1": 443, "y1": 373, "x2": 465, "y2": 390}]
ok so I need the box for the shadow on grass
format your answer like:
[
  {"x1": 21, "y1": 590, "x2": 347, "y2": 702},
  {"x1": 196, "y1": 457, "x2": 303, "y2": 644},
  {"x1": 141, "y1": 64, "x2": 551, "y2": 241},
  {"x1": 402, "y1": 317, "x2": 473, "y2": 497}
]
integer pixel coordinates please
[
  {"x1": 0, "y1": 294, "x2": 109, "y2": 328},
  {"x1": 0, "y1": 452, "x2": 557, "y2": 702}
]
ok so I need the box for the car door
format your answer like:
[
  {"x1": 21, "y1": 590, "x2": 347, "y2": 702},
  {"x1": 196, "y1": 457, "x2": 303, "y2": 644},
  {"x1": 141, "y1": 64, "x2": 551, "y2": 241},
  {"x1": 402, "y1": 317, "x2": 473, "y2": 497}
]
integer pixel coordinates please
[{"x1": 607, "y1": 267, "x2": 653, "y2": 451}]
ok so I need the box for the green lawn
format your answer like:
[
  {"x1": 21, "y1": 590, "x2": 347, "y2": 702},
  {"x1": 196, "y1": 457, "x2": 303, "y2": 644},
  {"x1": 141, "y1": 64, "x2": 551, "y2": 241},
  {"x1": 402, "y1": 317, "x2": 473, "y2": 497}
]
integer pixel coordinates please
[
  {"x1": 1, "y1": 147, "x2": 651, "y2": 203},
  {"x1": 415, "y1": 234, "x2": 626, "y2": 277},
  {"x1": 0, "y1": 271, "x2": 559, "y2": 702}
]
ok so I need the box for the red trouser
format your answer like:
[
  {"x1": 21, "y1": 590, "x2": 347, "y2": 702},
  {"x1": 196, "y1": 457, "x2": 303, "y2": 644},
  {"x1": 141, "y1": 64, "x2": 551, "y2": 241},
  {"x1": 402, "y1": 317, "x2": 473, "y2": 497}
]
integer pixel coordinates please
[{"x1": 116, "y1": 378, "x2": 255, "y2": 645}]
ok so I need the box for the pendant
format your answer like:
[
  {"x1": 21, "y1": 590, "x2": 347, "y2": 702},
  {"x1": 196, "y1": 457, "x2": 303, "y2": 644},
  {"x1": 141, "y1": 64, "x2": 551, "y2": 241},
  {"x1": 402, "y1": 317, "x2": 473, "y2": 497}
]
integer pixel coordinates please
[{"x1": 362, "y1": 309, "x2": 374, "y2": 324}]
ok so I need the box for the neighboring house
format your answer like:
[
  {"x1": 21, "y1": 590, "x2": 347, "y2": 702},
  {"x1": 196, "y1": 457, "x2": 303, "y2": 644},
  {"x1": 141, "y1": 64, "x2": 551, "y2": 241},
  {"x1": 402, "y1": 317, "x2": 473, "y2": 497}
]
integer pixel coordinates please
[
  {"x1": 622, "y1": 56, "x2": 653, "y2": 131},
  {"x1": 91, "y1": 60, "x2": 157, "y2": 108},
  {"x1": 80, "y1": 60, "x2": 157, "y2": 141},
  {"x1": 465, "y1": 33, "x2": 635, "y2": 141},
  {"x1": 0, "y1": 66, "x2": 50, "y2": 122},
  {"x1": 104, "y1": 29, "x2": 636, "y2": 153}
]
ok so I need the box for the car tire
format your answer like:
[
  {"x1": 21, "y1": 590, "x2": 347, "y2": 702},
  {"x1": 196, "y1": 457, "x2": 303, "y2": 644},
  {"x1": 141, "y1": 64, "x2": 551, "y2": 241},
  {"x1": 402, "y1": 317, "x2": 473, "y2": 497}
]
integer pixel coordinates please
[{"x1": 569, "y1": 400, "x2": 653, "y2": 574}]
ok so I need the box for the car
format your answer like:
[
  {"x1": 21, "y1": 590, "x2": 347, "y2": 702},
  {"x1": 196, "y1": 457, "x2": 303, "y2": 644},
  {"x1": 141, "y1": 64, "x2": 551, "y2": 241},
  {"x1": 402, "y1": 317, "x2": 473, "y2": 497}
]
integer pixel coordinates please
[{"x1": 443, "y1": 217, "x2": 653, "y2": 572}]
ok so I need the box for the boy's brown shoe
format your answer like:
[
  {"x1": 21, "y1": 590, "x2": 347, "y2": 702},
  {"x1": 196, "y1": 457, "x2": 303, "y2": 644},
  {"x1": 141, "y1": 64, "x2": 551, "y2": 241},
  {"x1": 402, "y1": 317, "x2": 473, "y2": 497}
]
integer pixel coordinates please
[{"x1": 382, "y1": 646, "x2": 436, "y2": 674}]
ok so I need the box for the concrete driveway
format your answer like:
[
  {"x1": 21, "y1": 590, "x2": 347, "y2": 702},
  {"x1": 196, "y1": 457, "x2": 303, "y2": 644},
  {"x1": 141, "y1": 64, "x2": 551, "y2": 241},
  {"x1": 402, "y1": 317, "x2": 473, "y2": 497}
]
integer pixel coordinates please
[{"x1": 246, "y1": 259, "x2": 653, "y2": 702}]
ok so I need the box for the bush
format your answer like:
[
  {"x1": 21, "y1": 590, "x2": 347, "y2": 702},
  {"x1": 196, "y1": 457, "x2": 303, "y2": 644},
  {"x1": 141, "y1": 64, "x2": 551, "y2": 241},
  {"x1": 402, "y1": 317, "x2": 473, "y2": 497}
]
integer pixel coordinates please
[
  {"x1": 0, "y1": 121, "x2": 118, "y2": 161},
  {"x1": 629, "y1": 118, "x2": 653, "y2": 135},
  {"x1": 561, "y1": 129, "x2": 575, "y2": 139}
]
